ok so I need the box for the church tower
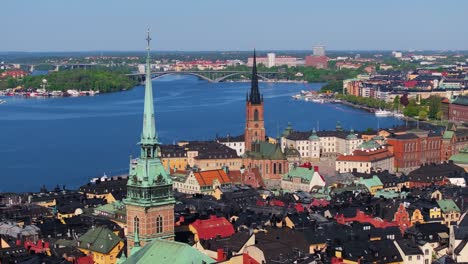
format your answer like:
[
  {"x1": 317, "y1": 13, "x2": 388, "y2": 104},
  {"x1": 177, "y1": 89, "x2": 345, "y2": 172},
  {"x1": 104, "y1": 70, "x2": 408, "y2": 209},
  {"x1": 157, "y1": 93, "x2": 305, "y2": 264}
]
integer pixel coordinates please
[
  {"x1": 245, "y1": 50, "x2": 265, "y2": 151},
  {"x1": 124, "y1": 29, "x2": 175, "y2": 255}
]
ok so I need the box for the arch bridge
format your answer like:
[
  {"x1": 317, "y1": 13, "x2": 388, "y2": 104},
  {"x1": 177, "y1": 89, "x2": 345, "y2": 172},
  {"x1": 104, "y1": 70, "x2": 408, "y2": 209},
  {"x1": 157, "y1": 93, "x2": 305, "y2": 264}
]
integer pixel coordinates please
[{"x1": 126, "y1": 71, "x2": 283, "y2": 83}]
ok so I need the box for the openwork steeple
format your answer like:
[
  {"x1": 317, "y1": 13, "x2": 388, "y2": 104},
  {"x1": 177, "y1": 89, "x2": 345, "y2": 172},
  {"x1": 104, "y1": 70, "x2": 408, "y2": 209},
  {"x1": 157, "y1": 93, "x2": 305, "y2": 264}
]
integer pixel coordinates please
[{"x1": 248, "y1": 49, "x2": 262, "y2": 105}]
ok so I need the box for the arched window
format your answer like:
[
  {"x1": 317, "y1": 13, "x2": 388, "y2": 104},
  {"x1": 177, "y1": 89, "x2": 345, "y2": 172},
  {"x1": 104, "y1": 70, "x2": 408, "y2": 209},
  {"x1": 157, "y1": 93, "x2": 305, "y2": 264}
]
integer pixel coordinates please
[
  {"x1": 273, "y1": 163, "x2": 277, "y2": 174},
  {"x1": 156, "y1": 215, "x2": 163, "y2": 234},
  {"x1": 254, "y1": 109, "x2": 259, "y2": 121},
  {"x1": 279, "y1": 163, "x2": 282, "y2": 174},
  {"x1": 134, "y1": 216, "x2": 140, "y2": 235}
]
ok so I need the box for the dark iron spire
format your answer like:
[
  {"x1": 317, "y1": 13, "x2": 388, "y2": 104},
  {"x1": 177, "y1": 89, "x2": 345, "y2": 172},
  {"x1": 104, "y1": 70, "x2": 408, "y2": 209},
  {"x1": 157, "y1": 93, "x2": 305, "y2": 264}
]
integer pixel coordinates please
[{"x1": 249, "y1": 49, "x2": 262, "y2": 104}]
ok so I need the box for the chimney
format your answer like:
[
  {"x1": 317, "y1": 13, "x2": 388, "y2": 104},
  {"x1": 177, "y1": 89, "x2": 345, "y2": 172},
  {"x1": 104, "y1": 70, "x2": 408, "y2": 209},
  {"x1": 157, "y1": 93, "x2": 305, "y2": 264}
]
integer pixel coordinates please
[{"x1": 217, "y1": 248, "x2": 227, "y2": 262}]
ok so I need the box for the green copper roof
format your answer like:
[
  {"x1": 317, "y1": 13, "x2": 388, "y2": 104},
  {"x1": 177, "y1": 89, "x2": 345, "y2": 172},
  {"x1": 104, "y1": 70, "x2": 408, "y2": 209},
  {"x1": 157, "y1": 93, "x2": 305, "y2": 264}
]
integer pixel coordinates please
[
  {"x1": 245, "y1": 142, "x2": 286, "y2": 160},
  {"x1": 452, "y1": 96, "x2": 468, "y2": 106},
  {"x1": 346, "y1": 129, "x2": 358, "y2": 140},
  {"x1": 283, "y1": 167, "x2": 314, "y2": 181},
  {"x1": 308, "y1": 129, "x2": 320, "y2": 141},
  {"x1": 358, "y1": 139, "x2": 381, "y2": 150},
  {"x1": 358, "y1": 176, "x2": 383, "y2": 189},
  {"x1": 450, "y1": 147, "x2": 468, "y2": 164},
  {"x1": 437, "y1": 199, "x2": 460, "y2": 213},
  {"x1": 443, "y1": 130, "x2": 454, "y2": 140},
  {"x1": 123, "y1": 239, "x2": 215, "y2": 264},
  {"x1": 77, "y1": 227, "x2": 122, "y2": 254}
]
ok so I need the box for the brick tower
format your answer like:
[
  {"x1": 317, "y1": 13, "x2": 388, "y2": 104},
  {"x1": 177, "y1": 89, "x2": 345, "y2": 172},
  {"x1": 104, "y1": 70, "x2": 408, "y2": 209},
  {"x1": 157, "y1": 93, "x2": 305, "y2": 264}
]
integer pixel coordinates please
[{"x1": 245, "y1": 50, "x2": 265, "y2": 151}]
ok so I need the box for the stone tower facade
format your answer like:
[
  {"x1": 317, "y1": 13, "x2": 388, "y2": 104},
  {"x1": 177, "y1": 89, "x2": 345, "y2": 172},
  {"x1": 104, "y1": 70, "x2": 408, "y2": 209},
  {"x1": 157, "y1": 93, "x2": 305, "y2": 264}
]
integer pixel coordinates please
[
  {"x1": 125, "y1": 30, "x2": 175, "y2": 255},
  {"x1": 245, "y1": 50, "x2": 265, "y2": 151}
]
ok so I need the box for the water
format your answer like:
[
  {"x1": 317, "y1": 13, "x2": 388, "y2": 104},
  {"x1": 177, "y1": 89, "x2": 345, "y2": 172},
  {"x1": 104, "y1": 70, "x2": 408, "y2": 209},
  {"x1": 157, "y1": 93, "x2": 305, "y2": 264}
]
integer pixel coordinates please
[{"x1": 0, "y1": 75, "x2": 403, "y2": 192}]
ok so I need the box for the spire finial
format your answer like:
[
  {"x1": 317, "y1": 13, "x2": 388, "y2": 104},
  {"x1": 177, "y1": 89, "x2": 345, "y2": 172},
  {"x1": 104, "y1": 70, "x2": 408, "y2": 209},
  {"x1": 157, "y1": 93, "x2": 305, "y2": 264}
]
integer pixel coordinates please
[{"x1": 146, "y1": 28, "x2": 151, "y2": 51}]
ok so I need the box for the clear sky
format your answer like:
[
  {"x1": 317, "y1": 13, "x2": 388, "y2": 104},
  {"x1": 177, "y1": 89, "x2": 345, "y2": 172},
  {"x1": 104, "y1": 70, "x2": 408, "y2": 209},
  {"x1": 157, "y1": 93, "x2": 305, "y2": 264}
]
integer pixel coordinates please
[{"x1": 2, "y1": 0, "x2": 467, "y2": 51}]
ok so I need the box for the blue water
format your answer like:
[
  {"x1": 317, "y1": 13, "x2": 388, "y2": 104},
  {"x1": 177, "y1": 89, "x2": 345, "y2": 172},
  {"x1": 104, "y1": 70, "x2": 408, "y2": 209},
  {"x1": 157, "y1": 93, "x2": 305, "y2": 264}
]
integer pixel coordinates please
[{"x1": 0, "y1": 75, "x2": 403, "y2": 192}]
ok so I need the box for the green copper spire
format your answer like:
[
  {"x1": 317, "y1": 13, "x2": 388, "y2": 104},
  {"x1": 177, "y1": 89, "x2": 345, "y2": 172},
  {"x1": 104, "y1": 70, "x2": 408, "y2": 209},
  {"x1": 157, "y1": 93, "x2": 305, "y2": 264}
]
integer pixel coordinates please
[
  {"x1": 124, "y1": 29, "x2": 174, "y2": 207},
  {"x1": 140, "y1": 28, "x2": 159, "y2": 146}
]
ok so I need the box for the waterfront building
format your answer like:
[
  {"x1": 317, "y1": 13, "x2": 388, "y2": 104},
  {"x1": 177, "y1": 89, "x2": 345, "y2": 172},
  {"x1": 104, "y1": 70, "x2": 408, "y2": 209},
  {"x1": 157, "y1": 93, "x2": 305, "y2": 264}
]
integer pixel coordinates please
[
  {"x1": 247, "y1": 53, "x2": 297, "y2": 68},
  {"x1": 216, "y1": 134, "x2": 245, "y2": 156},
  {"x1": 124, "y1": 31, "x2": 175, "y2": 254},
  {"x1": 281, "y1": 124, "x2": 363, "y2": 161},
  {"x1": 160, "y1": 144, "x2": 188, "y2": 171}
]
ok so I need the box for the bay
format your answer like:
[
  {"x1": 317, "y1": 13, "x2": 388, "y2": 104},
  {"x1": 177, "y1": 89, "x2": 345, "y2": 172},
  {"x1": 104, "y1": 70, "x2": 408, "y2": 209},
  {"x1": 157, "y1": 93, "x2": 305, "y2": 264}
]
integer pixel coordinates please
[{"x1": 0, "y1": 75, "x2": 403, "y2": 192}]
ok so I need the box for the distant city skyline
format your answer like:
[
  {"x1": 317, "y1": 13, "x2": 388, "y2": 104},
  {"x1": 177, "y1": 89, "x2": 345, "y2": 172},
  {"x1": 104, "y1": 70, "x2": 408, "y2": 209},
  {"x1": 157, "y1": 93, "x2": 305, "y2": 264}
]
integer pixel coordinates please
[{"x1": 2, "y1": 0, "x2": 468, "y2": 52}]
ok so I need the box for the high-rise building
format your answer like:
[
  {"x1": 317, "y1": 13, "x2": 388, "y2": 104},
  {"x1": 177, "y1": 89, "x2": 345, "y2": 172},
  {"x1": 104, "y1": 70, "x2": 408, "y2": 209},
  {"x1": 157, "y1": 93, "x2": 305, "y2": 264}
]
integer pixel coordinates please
[
  {"x1": 245, "y1": 50, "x2": 265, "y2": 151},
  {"x1": 124, "y1": 30, "x2": 175, "y2": 256},
  {"x1": 313, "y1": 45, "x2": 326, "y2": 56},
  {"x1": 267, "y1": 53, "x2": 276, "y2": 68}
]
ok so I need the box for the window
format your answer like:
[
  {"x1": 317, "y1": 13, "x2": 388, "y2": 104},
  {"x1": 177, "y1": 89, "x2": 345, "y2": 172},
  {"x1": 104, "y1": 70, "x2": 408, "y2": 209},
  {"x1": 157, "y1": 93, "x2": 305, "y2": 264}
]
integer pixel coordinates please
[
  {"x1": 156, "y1": 215, "x2": 163, "y2": 233},
  {"x1": 254, "y1": 109, "x2": 259, "y2": 121},
  {"x1": 134, "y1": 216, "x2": 140, "y2": 235},
  {"x1": 409, "y1": 256, "x2": 412, "y2": 261}
]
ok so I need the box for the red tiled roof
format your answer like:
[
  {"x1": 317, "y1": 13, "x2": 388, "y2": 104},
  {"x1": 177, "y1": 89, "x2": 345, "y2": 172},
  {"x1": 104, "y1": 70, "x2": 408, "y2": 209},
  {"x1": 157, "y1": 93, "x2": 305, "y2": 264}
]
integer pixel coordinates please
[
  {"x1": 336, "y1": 148, "x2": 393, "y2": 162},
  {"x1": 194, "y1": 169, "x2": 231, "y2": 187},
  {"x1": 191, "y1": 215, "x2": 235, "y2": 240}
]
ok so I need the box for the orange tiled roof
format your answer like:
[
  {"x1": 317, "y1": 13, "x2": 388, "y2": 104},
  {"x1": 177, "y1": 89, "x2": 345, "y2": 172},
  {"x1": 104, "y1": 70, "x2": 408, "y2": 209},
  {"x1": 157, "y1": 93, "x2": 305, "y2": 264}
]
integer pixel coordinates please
[{"x1": 194, "y1": 169, "x2": 231, "y2": 187}]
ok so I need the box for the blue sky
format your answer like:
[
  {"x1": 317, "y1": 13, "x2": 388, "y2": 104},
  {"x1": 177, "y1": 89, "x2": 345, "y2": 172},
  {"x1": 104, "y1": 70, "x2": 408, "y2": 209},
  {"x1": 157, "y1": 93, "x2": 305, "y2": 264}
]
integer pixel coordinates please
[{"x1": 2, "y1": 0, "x2": 467, "y2": 51}]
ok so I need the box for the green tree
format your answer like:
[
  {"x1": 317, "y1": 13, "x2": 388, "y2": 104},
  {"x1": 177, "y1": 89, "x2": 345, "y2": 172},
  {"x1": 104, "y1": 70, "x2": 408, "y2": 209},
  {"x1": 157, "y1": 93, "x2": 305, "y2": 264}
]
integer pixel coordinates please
[
  {"x1": 436, "y1": 111, "x2": 443, "y2": 120},
  {"x1": 393, "y1": 95, "x2": 400, "y2": 111},
  {"x1": 427, "y1": 95, "x2": 442, "y2": 119},
  {"x1": 418, "y1": 110, "x2": 428, "y2": 120}
]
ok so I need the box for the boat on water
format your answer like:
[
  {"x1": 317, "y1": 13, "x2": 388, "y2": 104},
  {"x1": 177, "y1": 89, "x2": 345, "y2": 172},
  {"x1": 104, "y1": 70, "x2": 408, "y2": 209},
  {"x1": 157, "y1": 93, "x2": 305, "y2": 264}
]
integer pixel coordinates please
[
  {"x1": 0, "y1": 99, "x2": 6, "y2": 105},
  {"x1": 393, "y1": 112, "x2": 405, "y2": 118},
  {"x1": 375, "y1": 109, "x2": 393, "y2": 117},
  {"x1": 67, "y1": 90, "x2": 80, "y2": 97},
  {"x1": 311, "y1": 98, "x2": 325, "y2": 103}
]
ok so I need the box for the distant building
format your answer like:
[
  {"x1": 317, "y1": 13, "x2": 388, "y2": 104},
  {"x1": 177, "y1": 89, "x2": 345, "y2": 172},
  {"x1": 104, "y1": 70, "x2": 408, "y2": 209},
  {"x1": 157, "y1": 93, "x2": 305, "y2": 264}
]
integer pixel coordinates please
[
  {"x1": 172, "y1": 169, "x2": 232, "y2": 195},
  {"x1": 392, "y1": 51, "x2": 403, "y2": 58},
  {"x1": 305, "y1": 55, "x2": 328, "y2": 69},
  {"x1": 313, "y1": 45, "x2": 325, "y2": 56},
  {"x1": 247, "y1": 53, "x2": 297, "y2": 68}
]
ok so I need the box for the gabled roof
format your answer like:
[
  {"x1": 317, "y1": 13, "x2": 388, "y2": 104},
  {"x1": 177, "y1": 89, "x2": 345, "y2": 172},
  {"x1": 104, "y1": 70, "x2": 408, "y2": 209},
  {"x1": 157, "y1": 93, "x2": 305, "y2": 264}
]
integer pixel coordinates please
[
  {"x1": 437, "y1": 199, "x2": 460, "y2": 213},
  {"x1": 190, "y1": 215, "x2": 235, "y2": 240},
  {"x1": 245, "y1": 142, "x2": 286, "y2": 160},
  {"x1": 77, "y1": 227, "x2": 122, "y2": 254},
  {"x1": 193, "y1": 169, "x2": 231, "y2": 187}
]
